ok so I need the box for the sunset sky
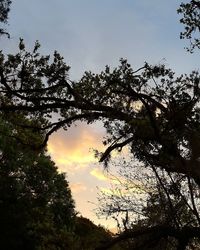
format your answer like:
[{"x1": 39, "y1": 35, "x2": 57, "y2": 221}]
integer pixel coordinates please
[{"x1": 1, "y1": 0, "x2": 200, "y2": 229}]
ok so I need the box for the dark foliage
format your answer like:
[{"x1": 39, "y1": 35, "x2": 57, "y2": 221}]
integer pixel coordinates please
[
  {"x1": 1, "y1": 41, "x2": 200, "y2": 187},
  {"x1": 0, "y1": 1, "x2": 200, "y2": 249},
  {"x1": 0, "y1": 0, "x2": 11, "y2": 36},
  {"x1": 178, "y1": 0, "x2": 200, "y2": 52},
  {"x1": 0, "y1": 115, "x2": 75, "y2": 249},
  {"x1": 97, "y1": 162, "x2": 200, "y2": 249},
  {"x1": 1, "y1": 37, "x2": 200, "y2": 250}
]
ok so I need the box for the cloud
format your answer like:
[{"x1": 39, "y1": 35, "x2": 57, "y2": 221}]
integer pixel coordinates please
[
  {"x1": 70, "y1": 183, "x2": 87, "y2": 193},
  {"x1": 90, "y1": 167, "x2": 126, "y2": 185},
  {"x1": 47, "y1": 122, "x2": 105, "y2": 173},
  {"x1": 90, "y1": 168, "x2": 108, "y2": 181},
  {"x1": 99, "y1": 179, "x2": 150, "y2": 198}
]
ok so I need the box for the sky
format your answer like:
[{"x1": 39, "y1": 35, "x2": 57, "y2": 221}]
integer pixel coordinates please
[{"x1": 1, "y1": 0, "x2": 200, "y2": 230}]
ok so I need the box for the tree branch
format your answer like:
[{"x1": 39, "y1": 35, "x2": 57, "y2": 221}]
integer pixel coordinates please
[
  {"x1": 95, "y1": 226, "x2": 200, "y2": 250},
  {"x1": 99, "y1": 137, "x2": 134, "y2": 162}
]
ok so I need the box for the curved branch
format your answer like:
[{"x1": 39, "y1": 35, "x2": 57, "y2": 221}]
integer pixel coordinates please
[
  {"x1": 99, "y1": 137, "x2": 134, "y2": 162},
  {"x1": 95, "y1": 226, "x2": 200, "y2": 250}
]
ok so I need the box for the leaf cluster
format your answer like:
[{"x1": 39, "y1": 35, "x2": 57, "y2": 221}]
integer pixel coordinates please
[
  {"x1": 0, "y1": 0, "x2": 11, "y2": 36},
  {"x1": 178, "y1": 0, "x2": 200, "y2": 52}
]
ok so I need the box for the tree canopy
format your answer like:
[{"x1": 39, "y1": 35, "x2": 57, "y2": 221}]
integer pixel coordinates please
[
  {"x1": 0, "y1": 0, "x2": 200, "y2": 249},
  {"x1": 96, "y1": 159, "x2": 200, "y2": 249},
  {"x1": 0, "y1": 113, "x2": 76, "y2": 249},
  {"x1": 1, "y1": 41, "x2": 200, "y2": 186},
  {"x1": 1, "y1": 38, "x2": 200, "y2": 249},
  {"x1": 178, "y1": 0, "x2": 200, "y2": 52},
  {"x1": 0, "y1": 112, "x2": 119, "y2": 249},
  {"x1": 0, "y1": 0, "x2": 11, "y2": 36}
]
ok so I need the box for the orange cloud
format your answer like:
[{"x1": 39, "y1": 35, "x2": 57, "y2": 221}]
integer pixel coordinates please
[
  {"x1": 90, "y1": 167, "x2": 125, "y2": 185},
  {"x1": 47, "y1": 122, "x2": 105, "y2": 173},
  {"x1": 90, "y1": 168, "x2": 108, "y2": 181},
  {"x1": 70, "y1": 182, "x2": 87, "y2": 193}
]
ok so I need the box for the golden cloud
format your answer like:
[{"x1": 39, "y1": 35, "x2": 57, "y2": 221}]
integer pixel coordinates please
[
  {"x1": 70, "y1": 182, "x2": 87, "y2": 193},
  {"x1": 47, "y1": 122, "x2": 105, "y2": 172},
  {"x1": 90, "y1": 167, "x2": 125, "y2": 185},
  {"x1": 99, "y1": 181, "x2": 149, "y2": 197},
  {"x1": 90, "y1": 168, "x2": 108, "y2": 181}
]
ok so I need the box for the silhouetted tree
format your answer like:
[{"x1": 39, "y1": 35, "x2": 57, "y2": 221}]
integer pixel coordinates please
[
  {"x1": 0, "y1": 0, "x2": 11, "y2": 36},
  {"x1": 1, "y1": 41, "x2": 200, "y2": 186},
  {"x1": 1, "y1": 38, "x2": 200, "y2": 249},
  {"x1": 0, "y1": 1, "x2": 200, "y2": 248},
  {"x1": 178, "y1": 0, "x2": 200, "y2": 52},
  {"x1": 74, "y1": 216, "x2": 122, "y2": 250},
  {"x1": 0, "y1": 114, "x2": 75, "y2": 249},
  {"x1": 96, "y1": 160, "x2": 200, "y2": 249}
]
